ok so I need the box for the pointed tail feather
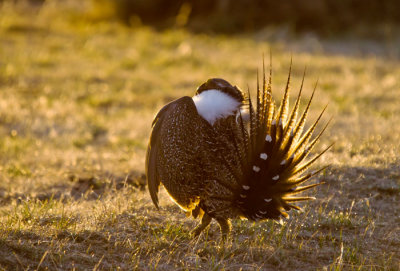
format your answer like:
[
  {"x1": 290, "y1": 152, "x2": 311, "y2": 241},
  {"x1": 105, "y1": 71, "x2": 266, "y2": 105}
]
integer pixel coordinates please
[{"x1": 230, "y1": 59, "x2": 330, "y2": 222}]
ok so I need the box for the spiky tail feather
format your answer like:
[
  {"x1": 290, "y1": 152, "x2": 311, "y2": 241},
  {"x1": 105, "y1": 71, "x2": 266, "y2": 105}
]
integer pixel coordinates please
[{"x1": 232, "y1": 59, "x2": 331, "y2": 222}]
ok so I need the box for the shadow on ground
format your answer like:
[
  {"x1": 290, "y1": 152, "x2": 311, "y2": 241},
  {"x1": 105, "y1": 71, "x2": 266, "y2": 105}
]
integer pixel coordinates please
[{"x1": 0, "y1": 170, "x2": 146, "y2": 206}]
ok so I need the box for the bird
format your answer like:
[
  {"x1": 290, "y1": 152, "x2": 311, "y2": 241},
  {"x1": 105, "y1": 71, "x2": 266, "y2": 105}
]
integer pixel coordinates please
[{"x1": 145, "y1": 60, "x2": 331, "y2": 240}]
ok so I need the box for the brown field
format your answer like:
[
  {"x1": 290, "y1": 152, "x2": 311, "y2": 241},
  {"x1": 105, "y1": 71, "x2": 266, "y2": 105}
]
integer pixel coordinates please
[{"x1": 0, "y1": 1, "x2": 399, "y2": 270}]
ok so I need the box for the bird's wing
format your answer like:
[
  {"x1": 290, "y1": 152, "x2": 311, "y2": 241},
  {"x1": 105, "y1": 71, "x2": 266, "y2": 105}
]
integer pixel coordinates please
[
  {"x1": 145, "y1": 124, "x2": 161, "y2": 209},
  {"x1": 145, "y1": 96, "x2": 200, "y2": 209}
]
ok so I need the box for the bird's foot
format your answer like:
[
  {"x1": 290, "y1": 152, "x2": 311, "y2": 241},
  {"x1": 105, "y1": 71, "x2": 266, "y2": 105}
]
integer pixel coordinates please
[
  {"x1": 191, "y1": 213, "x2": 212, "y2": 237},
  {"x1": 216, "y1": 218, "x2": 232, "y2": 244}
]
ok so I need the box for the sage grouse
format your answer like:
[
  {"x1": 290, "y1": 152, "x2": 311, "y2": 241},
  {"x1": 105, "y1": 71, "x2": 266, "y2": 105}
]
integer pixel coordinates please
[{"x1": 146, "y1": 62, "x2": 330, "y2": 239}]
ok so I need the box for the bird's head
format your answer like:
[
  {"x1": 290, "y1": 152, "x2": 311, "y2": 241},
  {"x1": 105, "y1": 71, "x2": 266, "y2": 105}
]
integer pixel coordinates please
[
  {"x1": 192, "y1": 78, "x2": 246, "y2": 125},
  {"x1": 195, "y1": 78, "x2": 244, "y2": 103}
]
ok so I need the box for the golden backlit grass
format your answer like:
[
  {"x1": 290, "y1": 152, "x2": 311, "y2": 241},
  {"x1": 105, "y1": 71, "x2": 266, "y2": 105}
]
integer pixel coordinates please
[{"x1": 0, "y1": 1, "x2": 399, "y2": 270}]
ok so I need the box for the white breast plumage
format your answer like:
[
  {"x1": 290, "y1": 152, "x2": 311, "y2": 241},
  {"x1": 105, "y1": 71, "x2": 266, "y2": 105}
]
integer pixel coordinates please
[{"x1": 192, "y1": 89, "x2": 241, "y2": 125}]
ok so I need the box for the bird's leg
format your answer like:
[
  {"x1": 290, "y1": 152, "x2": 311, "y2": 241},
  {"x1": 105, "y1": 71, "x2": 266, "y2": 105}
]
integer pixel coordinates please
[
  {"x1": 191, "y1": 213, "x2": 212, "y2": 237},
  {"x1": 216, "y1": 218, "x2": 232, "y2": 241}
]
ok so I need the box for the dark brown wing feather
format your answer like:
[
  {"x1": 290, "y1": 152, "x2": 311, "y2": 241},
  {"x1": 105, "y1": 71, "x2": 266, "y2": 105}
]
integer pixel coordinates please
[
  {"x1": 145, "y1": 145, "x2": 160, "y2": 208},
  {"x1": 146, "y1": 98, "x2": 182, "y2": 209},
  {"x1": 145, "y1": 104, "x2": 172, "y2": 209},
  {"x1": 146, "y1": 96, "x2": 209, "y2": 211}
]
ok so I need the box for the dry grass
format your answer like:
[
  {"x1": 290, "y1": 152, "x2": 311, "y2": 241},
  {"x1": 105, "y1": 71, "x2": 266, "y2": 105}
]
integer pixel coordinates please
[{"x1": 0, "y1": 1, "x2": 399, "y2": 270}]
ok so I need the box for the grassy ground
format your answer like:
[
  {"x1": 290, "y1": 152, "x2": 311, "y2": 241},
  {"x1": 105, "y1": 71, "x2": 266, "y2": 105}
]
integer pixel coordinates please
[{"x1": 0, "y1": 1, "x2": 399, "y2": 270}]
